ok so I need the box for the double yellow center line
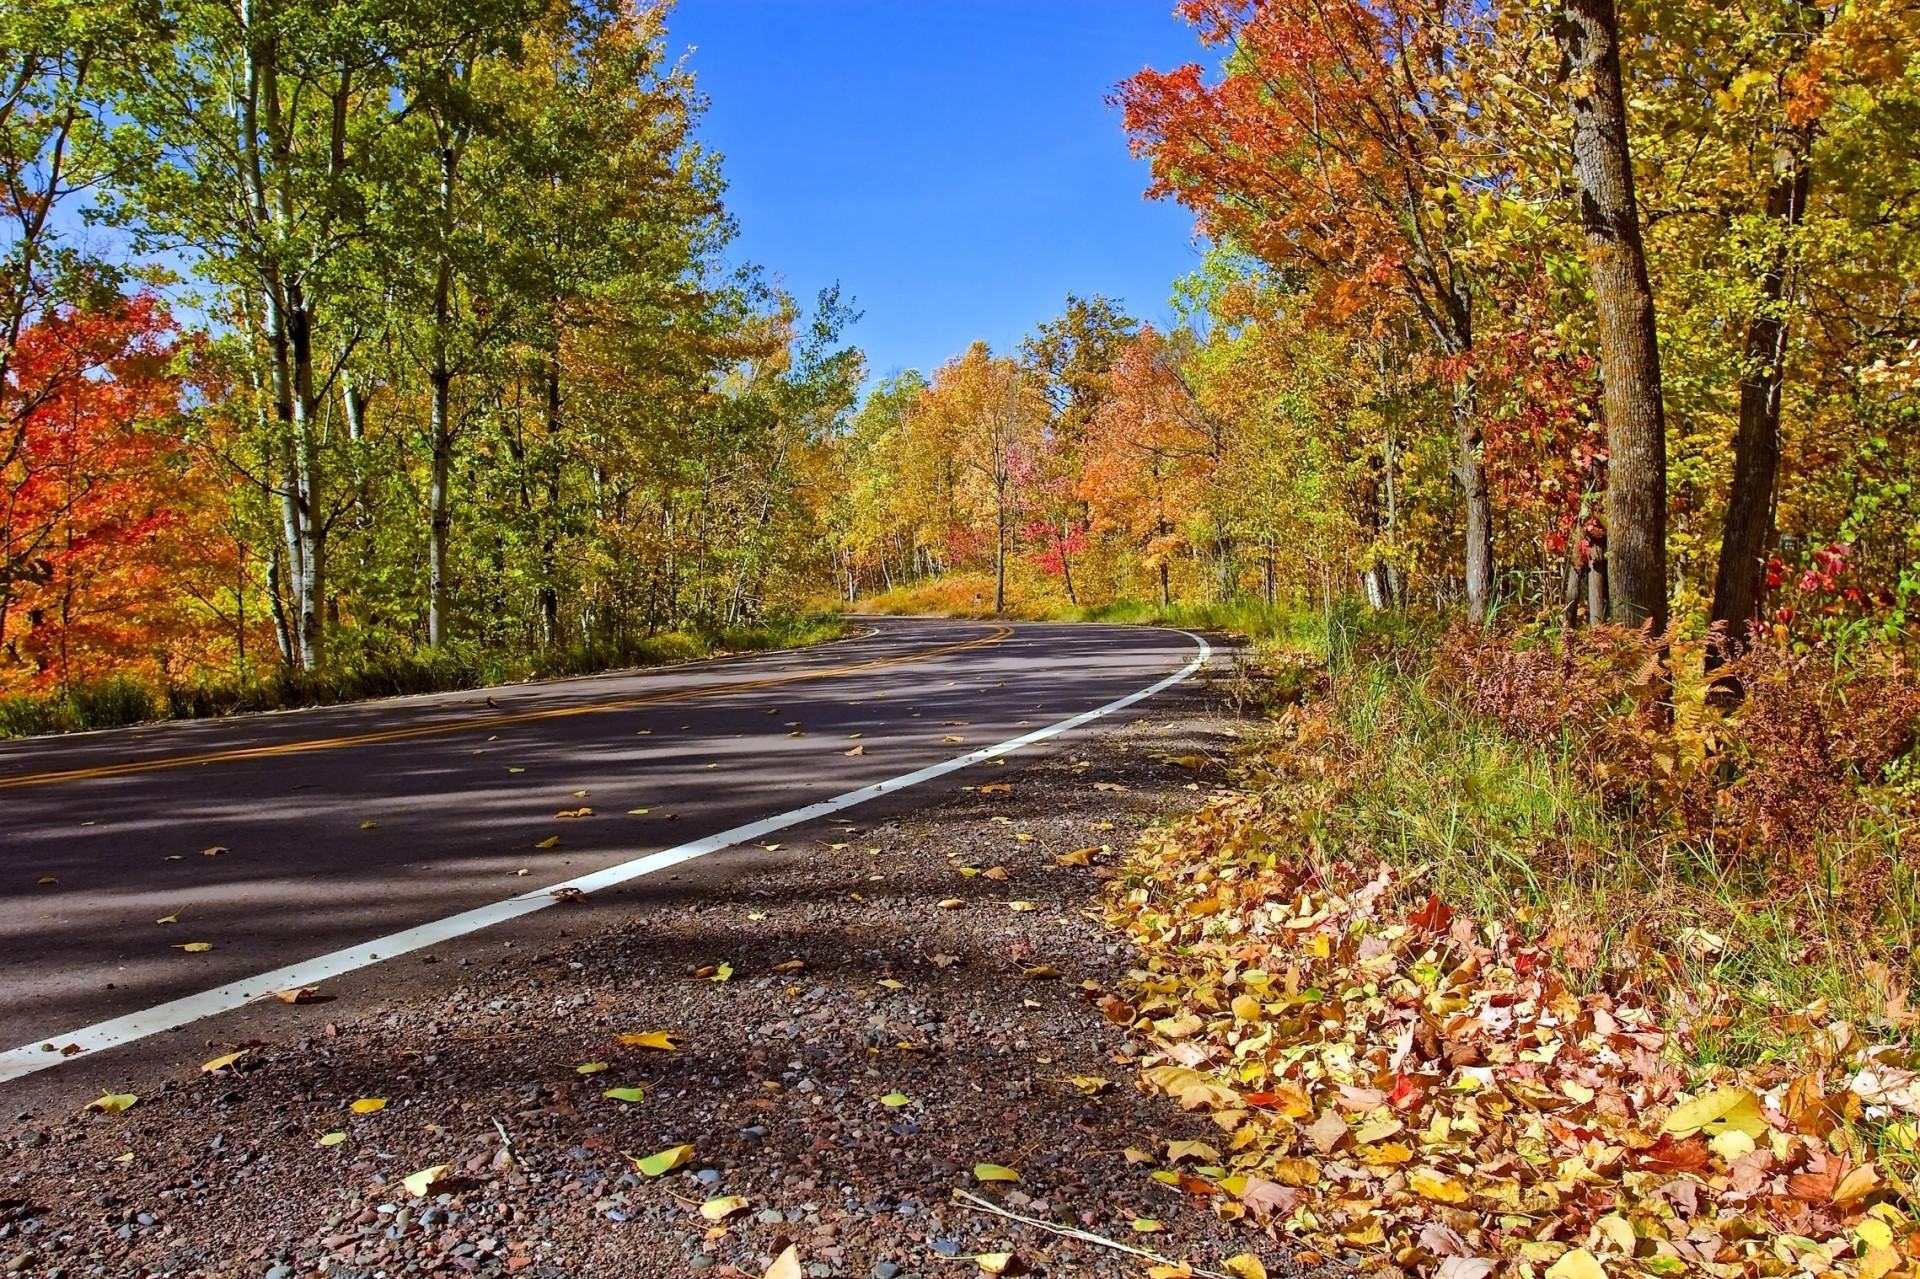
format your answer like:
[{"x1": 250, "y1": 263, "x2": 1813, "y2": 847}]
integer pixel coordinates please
[{"x1": 0, "y1": 626, "x2": 1015, "y2": 792}]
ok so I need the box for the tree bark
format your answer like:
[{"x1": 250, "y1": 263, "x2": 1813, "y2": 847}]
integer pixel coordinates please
[
  {"x1": 1709, "y1": 124, "x2": 1812, "y2": 657},
  {"x1": 1559, "y1": 0, "x2": 1668, "y2": 633},
  {"x1": 1454, "y1": 381, "x2": 1494, "y2": 622}
]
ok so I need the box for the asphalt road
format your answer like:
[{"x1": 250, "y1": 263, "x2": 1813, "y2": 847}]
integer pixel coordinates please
[{"x1": 0, "y1": 618, "x2": 1204, "y2": 1090}]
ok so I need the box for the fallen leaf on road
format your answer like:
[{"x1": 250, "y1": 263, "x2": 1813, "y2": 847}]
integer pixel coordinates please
[
  {"x1": 602, "y1": 1087, "x2": 645, "y2": 1104},
  {"x1": 1007, "y1": 901, "x2": 1036, "y2": 912},
  {"x1": 85, "y1": 1093, "x2": 137, "y2": 1113},
  {"x1": 975, "y1": 1254, "x2": 1015, "y2": 1275},
  {"x1": 1021, "y1": 965, "x2": 1062, "y2": 979},
  {"x1": 710, "y1": 963, "x2": 733, "y2": 982},
  {"x1": 507, "y1": 766, "x2": 525, "y2": 773},
  {"x1": 317, "y1": 1131, "x2": 347, "y2": 1147},
  {"x1": 156, "y1": 911, "x2": 178, "y2": 924},
  {"x1": 1133, "y1": 1218, "x2": 1165, "y2": 1233},
  {"x1": 881, "y1": 1092, "x2": 911, "y2": 1107},
  {"x1": 272, "y1": 985, "x2": 321, "y2": 1004},
  {"x1": 575, "y1": 1061, "x2": 609, "y2": 1074},
  {"x1": 402, "y1": 1165, "x2": 451, "y2": 1197},
  {"x1": 1123, "y1": 1147, "x2": 1155, "y2": 1163},
  {"x1": 556, "y1": 807, "x2": 592, "y2": 818},
  {"x1": 980, "y1": 783, "x2": 1011, "y2": 794},
  {"x1": 1055, "y1": 847, "x2": 1096, "y2": 866},
  {"x1": 201, "y1": 1050, "x2": 248, "y2": 1073},
  {"x1": 844, "y1": 745, "x2": 865, "y2": 756},
  {"x1": 1167, "y1": 1139, "x2": 1220, "y2": 1164},
  {"x1": 943, "y1": 734, "x2": 966, "y2": 744},
  {"x1": 359, "y1": 821, "x2": 380, "y2": 830},
  {"x1": 630, "y1": 1144, "x2": 693, "y2": 1177},
  {"x1": 174, "y1": 942, "x2": 213, "y2": 952},
  {"x1": 699, "y1": 1195, "x2": 749, "y2": 1221},
  {"x1": 937, "y1": 898, "x2": 964, "y2": 910},
  {"x1": 36, "y1": 876, "x2": 57, "y2": 885},
  {"x1": 1093, "y1": 781, "x2": 1128, "y2": 792},
  {"x1": 572, "y1": 790, "x2": 588, "y2": 797},
  {"x1": 350, "y1": 1098, "x2": 386, "y2": 1114},
  {"x1": 764, "y1": 1246, "x2": 802, "y2": 1279},
  {"x1": 771, "y1": 959, "x2": 805, "y2": 974},
  {"x1": 617, "y1": 1031, "x2": 679, "y2": 1050},
  {"x1": 535, "y1": 836, "x2": 560, "y2": 849},
  {"x1": 627, "y1": 808, "x2": 650, "y2": 815},
  {"x1": 202, "y1": 846, "x2": 227, "y2": 856},
  {"x1": 1069, "y1": 1076, "x2": 1110, "y2": 1095},
  {"x1": 877, "y1": 979, "x2": 905, "y2": 990},
  {"x1": 973, "y1": 1163, "x2": 1020, "y2": 1183},
  {"x1": 984, "y1": 866, "x2": 1010, "y2": 880},
  {"x1": 1224, "y1": 1259, "x2": 1268, "y2": 1279}
]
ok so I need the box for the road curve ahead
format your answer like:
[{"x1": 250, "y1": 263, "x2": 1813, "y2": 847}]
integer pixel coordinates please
[{"x1": 0, "y1": 618, "x2": 1206, "y2": 1084}]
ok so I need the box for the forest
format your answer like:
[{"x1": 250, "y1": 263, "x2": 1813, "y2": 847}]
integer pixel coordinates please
[
  {"x1": 2, "y1": 0, "x2": 862, "y2": 730},
  {"x1": 8, "y1": 0, "x2": 1918, "y2": 718},
  {"x1": 831, "y1": 1, "x2": 1919, "y2": 653}
]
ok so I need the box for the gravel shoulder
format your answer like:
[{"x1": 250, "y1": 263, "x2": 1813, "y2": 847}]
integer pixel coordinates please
[{"x1": 2, "y1": 674, "x2": 1281, "y2": 1279}]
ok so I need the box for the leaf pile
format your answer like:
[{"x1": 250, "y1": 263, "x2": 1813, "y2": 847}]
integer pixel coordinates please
[{"x1": 1102, "y1": 791, "x2": 1920, "y2": 1279}]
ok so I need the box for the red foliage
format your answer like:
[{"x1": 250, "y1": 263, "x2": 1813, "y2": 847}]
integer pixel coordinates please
[
  {"x1": 1434, "y1": 624, "x2": 1920, "y2": 872},
  {"x1": 1, "y1": 296, "x2": 236, "y2": 691}
]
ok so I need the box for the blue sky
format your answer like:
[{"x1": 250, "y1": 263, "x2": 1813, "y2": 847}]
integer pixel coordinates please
[{"x1": 665, "y1": 1, "x2": 1208, "y2": 383}]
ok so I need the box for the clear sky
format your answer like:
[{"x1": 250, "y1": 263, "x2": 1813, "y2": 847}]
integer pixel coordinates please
[{"x1": 665, "y1": 1, "x2": 1208, "y2": 384}]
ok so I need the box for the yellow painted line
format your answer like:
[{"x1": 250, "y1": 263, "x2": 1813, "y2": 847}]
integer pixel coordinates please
[{"x1": 0, "y1": 625, "x2": 1016, "y2": 792}]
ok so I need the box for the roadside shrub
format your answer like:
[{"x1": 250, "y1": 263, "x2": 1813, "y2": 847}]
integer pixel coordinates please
[{"x1": 1434, "y1": 622, "x2": 1920, "y2": 873}]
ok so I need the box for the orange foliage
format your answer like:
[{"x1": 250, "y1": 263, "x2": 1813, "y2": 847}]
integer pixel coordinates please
[{"x1": 0, "y1": 297, "x2": 242, "y2": 692}]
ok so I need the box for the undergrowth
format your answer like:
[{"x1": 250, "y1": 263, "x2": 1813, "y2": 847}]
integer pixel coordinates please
[
  {"x1": 1100, "y1": 609, "x2": 1920, "y2": 1277},
  {"x1": 0, "y1": 613, "x2": 846, "y2": 739}
]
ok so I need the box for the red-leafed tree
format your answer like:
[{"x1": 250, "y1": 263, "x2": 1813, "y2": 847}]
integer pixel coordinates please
[
  {"x1": 1117, "y1": 0, "x2": 1499, "y2": 618},
  {"x1": 0, "y1": 295, "x2": 236, "y2": 690}
]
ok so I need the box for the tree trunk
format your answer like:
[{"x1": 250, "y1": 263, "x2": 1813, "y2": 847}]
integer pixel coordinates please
[
  {"x1": 427, "y1": 360, "x2": 453, "y2": 648},
  {"x1": 1709, "y1": 125, "x2": 1811, "y2": 657},
  {"x1": 1453, "y1": 381, "x2": 1494, "y2": 622},
  {"x1": 1559, "y1": 0, "x2": 1668, "y2": 632},
  {"x1": 1058, "y1": 525, "x2": 1078, "y2": 606},
  {"x1": 286, "y1": 289, "x2": 325, "y2": 669},
  {"x1": 993, "y1": 503, "x2": 1007, "y2": 613}
]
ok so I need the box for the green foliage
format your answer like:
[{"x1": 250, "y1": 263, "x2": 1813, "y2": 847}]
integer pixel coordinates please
[{"x1": 0, "y1": 613, "x2": 844, "y2": 738}]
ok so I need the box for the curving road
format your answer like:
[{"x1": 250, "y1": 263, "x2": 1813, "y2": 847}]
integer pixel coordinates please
[{"x1": 0, "y1": 618, "x2": 1206, "y2": 1090}]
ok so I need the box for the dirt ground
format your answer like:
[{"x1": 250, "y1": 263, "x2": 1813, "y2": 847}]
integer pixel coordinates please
[{"x1": 2, "y1": 678, "x2": 1292, "y2": 1279}]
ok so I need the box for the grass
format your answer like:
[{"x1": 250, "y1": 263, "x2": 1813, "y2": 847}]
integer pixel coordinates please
[
  {"x1": 851, "y1": 572, "x2": 1420, "y2": 665},
  {"x1": 1258, "y1": 647, "x2": 1908, "y2": 1069},
  {"x1": 0, "y1": 612, "x2": 847, "y2": 740}
]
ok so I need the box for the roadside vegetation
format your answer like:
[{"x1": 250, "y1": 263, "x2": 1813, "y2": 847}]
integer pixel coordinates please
[{"x1": 0, "y1": 613, "x2": 844, "y2": 739}]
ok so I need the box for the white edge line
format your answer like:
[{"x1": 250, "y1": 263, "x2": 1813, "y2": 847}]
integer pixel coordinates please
[{"x1": 0, "y1": 631, "x2": 1212, "y2": 1085}]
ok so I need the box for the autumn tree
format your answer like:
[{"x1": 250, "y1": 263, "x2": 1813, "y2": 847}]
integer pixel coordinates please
[
  {"x1": 1554, "y1": 0, "x2": 1669, "y2": 631},
  {"x1": 1019, "y1": 294, "x2": 1137, "y2": 604},
  {"x1": 1120, "y1": 0, "x2": 1503, "y2": 618},
  {"x1": 908, "y1": 344, "x2": 1045, "y2": 613}
]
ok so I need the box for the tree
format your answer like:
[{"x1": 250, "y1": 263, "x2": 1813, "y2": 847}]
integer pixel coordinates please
[
  {"x1": 1080, "y1": 329, "x2": 1220, "y2": 607},
  {"x1": 1019, "y1": 294, "x2": 1137, "y2": 604},
  {"x1": 909, "y1": 344, "x2": 1044, "y2": 613},
  {"x1": 1, "y1": 296, "x2": 238, "y2": 690},
  {"x1": 1556, "y1": 0, "x2": 1669, "y2": 631},
  {"x1": 1119, "y1": 0, "x2": 1500, "y2": 618}
]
